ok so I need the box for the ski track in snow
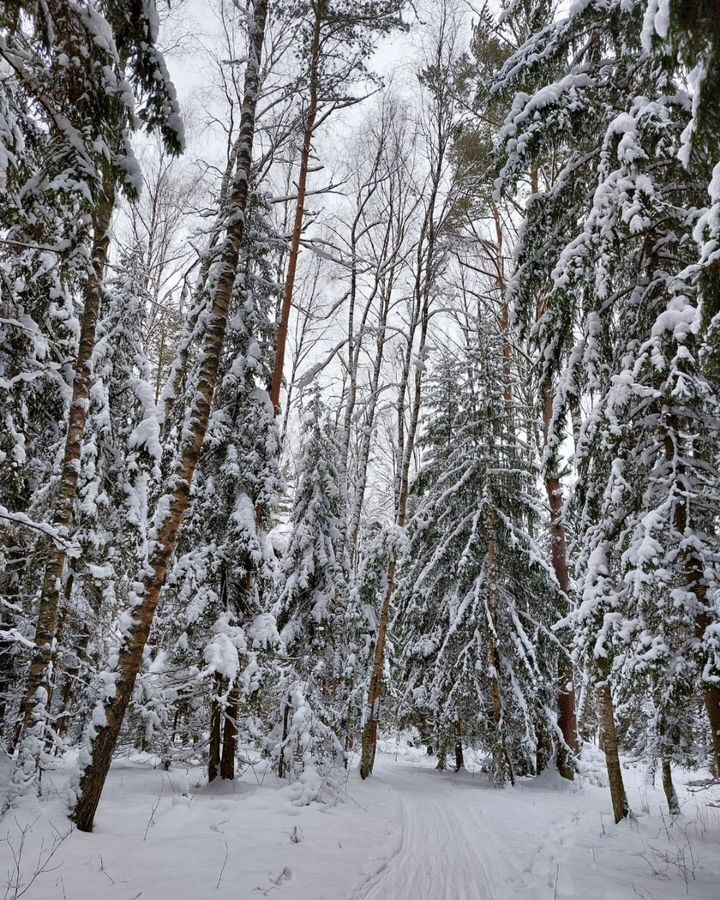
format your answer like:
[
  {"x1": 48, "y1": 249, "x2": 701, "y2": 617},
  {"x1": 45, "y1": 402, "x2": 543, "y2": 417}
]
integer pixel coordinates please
[
  {"x1": 3, "y1": 749, "x2": 720, "y2": 899},
  {"x1": 351, "y1": 762, "x2": 503, "y2": 900}
]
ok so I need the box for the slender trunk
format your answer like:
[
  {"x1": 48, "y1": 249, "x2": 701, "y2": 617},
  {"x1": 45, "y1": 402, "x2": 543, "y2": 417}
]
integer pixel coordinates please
[
  {"x1": 11, "y1": 178, "x2": 115, "y2": 792},
  {"x1": 487, "y1": 505, "x2": 514, "y2": 785},
  {"x1": 596, "y1": 664, "x2": 628, "y2": 823},
  {"x1": 491, "y1": 203, "x2": 512, "y2": 418},
  {"x1": 269, "y1": 1, "x2": 323, "y2": 415},
  {"x1": 682, "y1": 534, "x2": 720, "y2": 775},
  {"x1": 54, "y1": 576, "x2": 102, "y2": 741},
  {"x1": 535, "y1": 727, "x2": 551, "y2": 775},
  {"x1": 70, "y1": 2, "x2": 268, "y2": 832},
  {"x1": 454, "y1": 739, "x2": 464, "y2": 772},
  {"x1": 347, "y1": 282, "x2": 392, "y2": 556},
  {"x1": 159, "y1": 135, "x2": 242, "y2": 428},
  {"x1": 278, "y1": 694, "x2": 291, "y2": 778},
  {"x1": 154, "y1": 328, "x2": 165, "y2": 405},
  {"x1": 436, "y1": 742, "x2": 447, "y2": 770},
  {"x1": 703, "y1": 680, "x2": 720, "y2": 777},
  {"x1": 531, "y1": 167, "x2": 578, "y2": 780},
  {"x1": 208, "y1": 674, "x2": 222, "y2": 782},
  {"x1": 360, "y1": 154, "x2": 440, "y2": 781},
  {"x1": 220, "y1": 687, "x2": 239, "y2": 780},
  {"x1": 543, "y1": 384, "x2": 578, "y2": 779},
  {"x1": 360, "y1": 559, "x2": 395, "y2": 779},
  {"x1": 661, "y1": 757, "x2": 680, "y2": 816},
  {"x1": 663, "y1": 419, "x2": 720, "y2": 775}
]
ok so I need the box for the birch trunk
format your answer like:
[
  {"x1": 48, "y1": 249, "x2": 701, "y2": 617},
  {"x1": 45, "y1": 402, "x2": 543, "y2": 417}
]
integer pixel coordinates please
[
  {"x1": 11, "y1": 178, "x2": 115, "y2": 791},
  {"x1": 359, "y1": 558, "x2": 395, "y2": 779},
  {"x1": 70, "y1": 0, "x2": 268, "y2": 832},
  {"x1": 359, "y1": 124, "x2": 444, "y2": 780}
]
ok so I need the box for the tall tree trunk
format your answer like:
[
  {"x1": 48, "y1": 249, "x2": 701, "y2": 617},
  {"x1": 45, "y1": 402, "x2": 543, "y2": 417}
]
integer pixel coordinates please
[
  {"x1": 454, "y1": 738, "x2": 464, "y2": 772},
  {"x1": 487, "y1": 505, "x2": 514, "y2": 785},
  {"x1": 661, "y1": 756, "x2": 680, "y2": 816},
  {"x1": 663, "y1": 418, "x2": 720, "y2": 775},
  {"x1": 278, "y1": 694, "x2": 291, "y2": 779},
  {"x1": 69, "y1": 1, "x2": 268, "y2": 832},
  {"x1": 269, "y1": 0, "x2": 323, "y2": 415},
  {"x1": 596, "y1": 663, "x2": 628, "y2": 823},
  {"x1": 10, "y1": 178, "x2": 115, "y2": 795},
  {"x1": 54, "y1": 576, "x2": 104, "y2": 743},
  {"x1": 702, "y1": 680, "x2": 720, "y2": 777},
  {"x1": 532, "y1": 164, "x2": 578, "y2": 780},
  {"x1": 436, "y1": 741, "x2": 447, "y2": 770},
  {"x1": 359, "y1": 178, "x2": 439, "y2": 782},
  {"x1": 208, "y1": 674, "x2": 222, "y2": 782},
  {"x1": 360, "y1": 559, "x2": 395, "y2": 779},
  {"x1": 159, "y1": 133, "x2": 244, "y2": 428},
  {"x1": 543, "y1": 386, "x2": 579, "y2": 780},
  {"x1": 220, "y1": 687, "x2": 239, "y2": 780}
]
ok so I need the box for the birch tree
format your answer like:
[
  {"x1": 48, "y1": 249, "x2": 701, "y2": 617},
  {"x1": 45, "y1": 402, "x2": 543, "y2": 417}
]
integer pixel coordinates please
[{"x1": 69, "y1": 0, "x2": 269, "y2": 832}]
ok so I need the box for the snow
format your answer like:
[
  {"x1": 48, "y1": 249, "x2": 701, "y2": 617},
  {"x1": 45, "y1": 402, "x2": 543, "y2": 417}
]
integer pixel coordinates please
[{"x1": 2, "y1": 744, "x2": 720, "y2": 899}]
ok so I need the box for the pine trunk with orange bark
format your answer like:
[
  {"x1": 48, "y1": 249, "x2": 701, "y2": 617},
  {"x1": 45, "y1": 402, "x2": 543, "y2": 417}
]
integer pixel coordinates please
[
  {"x1": 269, "y1": 0, "x2": 323, "y2": 415},
  {"x1": 543, "y1": 391, "x2": 579, "y2": 780}
]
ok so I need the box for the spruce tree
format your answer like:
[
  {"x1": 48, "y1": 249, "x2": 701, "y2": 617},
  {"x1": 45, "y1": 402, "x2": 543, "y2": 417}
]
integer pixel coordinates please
[
  {"x1": 395, "y1": 321, "x2": 563, "y2": 782},
  {"x1": 495, "y1": 0, "x2": 720, "y2": 816},
  {"x1": 273, "y1": 387, "x2": 348, "y2": 778}
]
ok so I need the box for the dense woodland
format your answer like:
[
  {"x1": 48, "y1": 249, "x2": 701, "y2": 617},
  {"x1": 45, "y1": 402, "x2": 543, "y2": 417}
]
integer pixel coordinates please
[{"x1": 0, "y1": 0, "x2": 719, "y2": 850}]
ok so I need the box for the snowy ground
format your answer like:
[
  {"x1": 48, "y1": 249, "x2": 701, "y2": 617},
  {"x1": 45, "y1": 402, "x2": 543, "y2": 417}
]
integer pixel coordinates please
[{"x1": 1, "y1": 742, "x2": 720, "y2": 899}]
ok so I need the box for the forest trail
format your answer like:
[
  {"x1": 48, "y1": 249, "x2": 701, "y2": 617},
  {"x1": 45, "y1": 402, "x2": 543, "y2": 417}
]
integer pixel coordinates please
[
  {"x1": 2, "y1": 749, "x2": 720, "y2": 899},
  {"x1": 348, "y1": 750, "x2": 720, "y2": 900},
  {"x1": 351, "y1": 759, "x2": 503, "y2": 900}
]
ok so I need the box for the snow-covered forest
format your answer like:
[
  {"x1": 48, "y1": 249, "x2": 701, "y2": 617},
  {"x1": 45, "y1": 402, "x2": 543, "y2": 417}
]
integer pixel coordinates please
[{"x1": 1, "y1": 0, "x2": 720, "y2": 897}]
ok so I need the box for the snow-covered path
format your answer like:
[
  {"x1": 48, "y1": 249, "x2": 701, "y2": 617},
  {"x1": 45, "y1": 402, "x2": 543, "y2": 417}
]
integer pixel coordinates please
[
  {"x1": 348, "y1": 750, "x2": 720, "y2": 900},
  {"x1": 351, "y1": 763, "x2": 502, "y2": 900},
  {"x1": 2, "y1": 747, "x2": 720, "y2": 899}
]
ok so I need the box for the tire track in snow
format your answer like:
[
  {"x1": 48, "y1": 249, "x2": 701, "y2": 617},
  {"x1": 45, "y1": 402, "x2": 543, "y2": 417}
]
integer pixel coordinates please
[{"x1": 350, "y1": 762, "x2": 498, "y2": 900}]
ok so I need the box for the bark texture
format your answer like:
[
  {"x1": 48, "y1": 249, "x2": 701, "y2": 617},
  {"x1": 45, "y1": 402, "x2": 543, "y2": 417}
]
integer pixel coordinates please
[
  {"x1": 70, "y1": 1, "x2": 268, "y2": 832},
  {"x1": 269, "y1": 0, "x2": 323, "y2": 414},
  {"x1": 359, "y1": 559, "x2": 395, "y2": 779},
  {"x1": 533, "y1": 162, "x2": 578, "y2": 780},
  {"x1": 220, "y1": 687, "x2": 239, "y2": 781},
  {"x1": 543, "y1": 388, "x2": 578, "y2": 780},
  {"x1": 661, "y1": 757, "x2": 680, "y2": 816},
  {"x1": 14, "y1": 180, "x2": 115, "y2": 776},
  {"x1": 596, "y1": 666, "x2": 629, "y2": 823},
  {"x1": 208, "y1": 674, "x2": 222, "y2": 782}
]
